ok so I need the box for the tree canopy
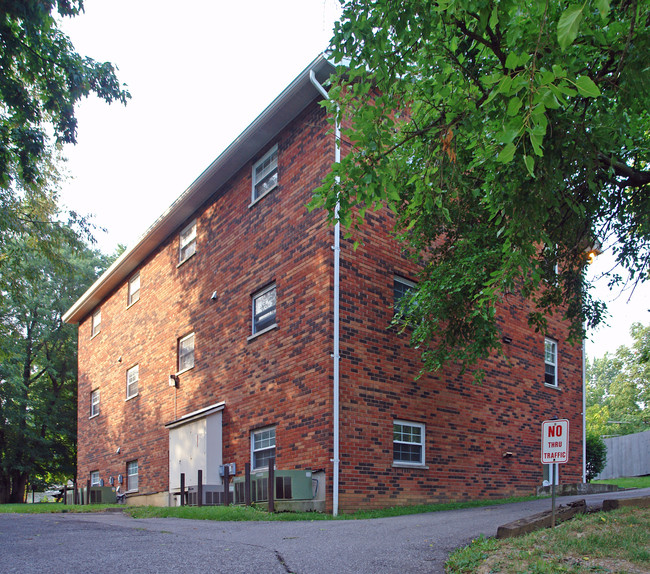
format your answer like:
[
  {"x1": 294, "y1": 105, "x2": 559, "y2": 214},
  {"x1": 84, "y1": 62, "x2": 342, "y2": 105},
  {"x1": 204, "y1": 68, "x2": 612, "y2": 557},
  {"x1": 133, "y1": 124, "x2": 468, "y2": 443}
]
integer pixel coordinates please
[
  {"x1": 313, "y1": 0, "x2": 650, "y2": 373},
  {"x1": 0, "y1": 198, "x2": 111, "y2": 502},
  {"x1": 0, "y1": 0, "x2": 129, "y2": 191},
  {"x1": 587, "y1": 322, "x2": 650, "y2": 437}
]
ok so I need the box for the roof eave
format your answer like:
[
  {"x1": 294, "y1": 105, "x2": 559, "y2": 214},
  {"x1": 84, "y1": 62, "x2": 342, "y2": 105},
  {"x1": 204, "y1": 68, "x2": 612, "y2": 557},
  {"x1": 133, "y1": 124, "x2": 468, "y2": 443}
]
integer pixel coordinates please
[{"x1": 63, "y1": 54, "x2": 334, "y2": 325}]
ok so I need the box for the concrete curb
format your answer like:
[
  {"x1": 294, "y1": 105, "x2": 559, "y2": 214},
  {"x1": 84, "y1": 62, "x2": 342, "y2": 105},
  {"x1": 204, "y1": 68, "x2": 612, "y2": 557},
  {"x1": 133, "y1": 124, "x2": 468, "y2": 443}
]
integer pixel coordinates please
[
  {"x1": 496, "y1": 499, "x2": 587, "y2": 539},
  {"x1": 497, "y1": 494, "x2": 650, "y2": 539}
]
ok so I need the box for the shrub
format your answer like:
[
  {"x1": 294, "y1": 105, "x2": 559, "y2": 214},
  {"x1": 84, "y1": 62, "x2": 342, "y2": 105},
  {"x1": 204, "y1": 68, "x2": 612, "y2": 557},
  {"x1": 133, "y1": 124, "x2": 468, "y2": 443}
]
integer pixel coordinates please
[{"x1": 586, "y1": 433, "x2": 607, "y2": 482}]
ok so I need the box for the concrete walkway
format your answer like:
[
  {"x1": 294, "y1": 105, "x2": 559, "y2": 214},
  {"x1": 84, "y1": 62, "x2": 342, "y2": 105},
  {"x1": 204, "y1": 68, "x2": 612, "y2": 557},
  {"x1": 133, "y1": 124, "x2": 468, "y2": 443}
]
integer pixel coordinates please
[{"x1": 1, "y1": 488, "x2": 648, "y2": 574}]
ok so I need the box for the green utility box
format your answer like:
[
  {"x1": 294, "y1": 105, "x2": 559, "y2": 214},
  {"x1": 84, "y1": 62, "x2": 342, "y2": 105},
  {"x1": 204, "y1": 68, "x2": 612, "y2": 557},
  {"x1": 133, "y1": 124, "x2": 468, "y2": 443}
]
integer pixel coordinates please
[{"x1": 233, "y1": 469, "x2": 316, "y2": 504}]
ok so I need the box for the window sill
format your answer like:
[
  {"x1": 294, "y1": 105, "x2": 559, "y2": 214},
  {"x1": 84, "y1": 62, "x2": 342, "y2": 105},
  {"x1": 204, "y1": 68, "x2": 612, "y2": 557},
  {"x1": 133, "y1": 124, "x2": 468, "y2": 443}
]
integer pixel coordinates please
[
  {"x1": 544, "y1": 383, "x2": 561, "y2": 390},
  {"x1": 392, "y1": 463, "x2": 429, "y2": 470},
  {"x1": 90, "y1": 331, "x2": 101, "y2": 340},
  {"x1": 177, "y1": 251, "x2": 196, "y2": 269},
  {"x1": 125, "y1": 393, "x2": 139, "y2": 402},
  {"x1": 247, "y1": 323, "x2": 278, "y2": 342},
  {"x1": 126, "y1": 298, "x2": 140, "y2": 310},
  {"x1": 89, "y1": 413, "x2": 99, "y2": 420},
  {"x1": 248, "y1": 184, "x2": 277, "y2": 209},
  {"x1": 176, "y1": 365, "x2": 195, "y2": 376}
]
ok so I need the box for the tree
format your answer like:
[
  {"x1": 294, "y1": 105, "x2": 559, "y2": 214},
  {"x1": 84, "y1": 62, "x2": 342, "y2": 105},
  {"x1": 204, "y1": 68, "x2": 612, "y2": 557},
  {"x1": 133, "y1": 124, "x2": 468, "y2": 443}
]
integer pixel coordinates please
[
  {"x1": 586, "y1": 322, "x2": 650, "y2": 437},
  {"x1": 312, "y1": 0, "x2": 650, "y2": 374},
  {"x1": 585, "y1": 432, "x2": 607, "y2": 481},
  {"x1": 0, "y1": 0, "x2": 129, "y2": 191},
  {"x1": 0, "y1": 213, "x2": 111, "y2": 503}
]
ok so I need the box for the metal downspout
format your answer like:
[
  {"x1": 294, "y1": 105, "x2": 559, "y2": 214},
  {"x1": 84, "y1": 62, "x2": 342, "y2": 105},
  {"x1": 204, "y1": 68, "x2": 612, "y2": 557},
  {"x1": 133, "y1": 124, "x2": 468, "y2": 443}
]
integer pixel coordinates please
[
  {"x1": 582, "y1": 337, "x2": 587, "y2": 483},
  {"x1": 310, "y1": 70, "x2": 341, "y2": 516}
]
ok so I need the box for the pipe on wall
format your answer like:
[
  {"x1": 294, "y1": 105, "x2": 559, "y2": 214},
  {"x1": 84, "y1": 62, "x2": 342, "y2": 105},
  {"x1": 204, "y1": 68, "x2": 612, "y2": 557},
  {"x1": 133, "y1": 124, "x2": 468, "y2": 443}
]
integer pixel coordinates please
[{"x1": 310, "y1": 69, "x2": 341, "y2": 516}]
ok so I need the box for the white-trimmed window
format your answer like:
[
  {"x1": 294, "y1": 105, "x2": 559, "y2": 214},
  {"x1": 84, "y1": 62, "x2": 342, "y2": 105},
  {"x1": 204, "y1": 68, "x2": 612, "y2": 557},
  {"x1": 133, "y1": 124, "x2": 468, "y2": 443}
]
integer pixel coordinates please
[
  {"x1": 128, "y1": 272, "x2": 140, "y2": 306},
  {"x1": 252, "y1": 145, "x2": 278, "y2": 202},
  {"x1": 252, "y1": 284, "x2": 277, "y2": 334},
  {"x1": 393, "y1": 420, "x2": 425, "y2": 465},
  {"x1": 127, "y1": 460, "x2": 138, "y2": 491},
  {"x1": 179, "y1": 220, "x2": 197, "y2": 264},
  {"x1": 394, "y1": 275, "x2": 416, "y2": 313},
  {"x1": 126, "y1": 365, "x2": 139, "y2": 399},
  {"x1": 178, "y1": 333, "x2": 195, "y2": 372},
  {"x1": 251, "y1": 427, "x2": 276, "y2": 470},
  {"x1": 90, "y1": 471, "x2": 100, "y2": 487},
  {"x1": 544, "y1": 338, "x2": 558, "y2": 387},
  {"x1": 90, "y1": 389, "x2": 100, "y2": 418},
  {"x1": 91, "y1": 309, "x2": 101, "y2": 337}
]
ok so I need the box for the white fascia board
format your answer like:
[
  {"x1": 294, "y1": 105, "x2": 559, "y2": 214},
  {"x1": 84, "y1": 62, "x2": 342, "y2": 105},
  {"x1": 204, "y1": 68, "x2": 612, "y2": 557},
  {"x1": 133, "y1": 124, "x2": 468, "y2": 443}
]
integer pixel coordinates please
[{"x1": 164, "y1": 401, "x2": 226, "y2": 429}]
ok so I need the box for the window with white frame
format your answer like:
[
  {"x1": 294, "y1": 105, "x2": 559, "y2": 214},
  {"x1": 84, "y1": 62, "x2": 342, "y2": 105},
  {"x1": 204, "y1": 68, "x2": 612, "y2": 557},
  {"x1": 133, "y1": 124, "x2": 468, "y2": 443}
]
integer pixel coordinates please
[
  {"x1": 394, "y1": 275, "x2": 416, "y2": 314},
  {"x1": 90, "y1": 389, "x2": 100, "y2": 418},
  {"x1": 544, "y1": 338, "x2": 558, "y2": 386},
  {"x1": 179, "y1": 220, "x2": 197, "y2": 264},
  {"x1": 128, "y1": 272, "x2": 140, "y2": 306},
  {"x1": 91, "y1": 309, "x2": 101, "y2": 337},
  {"x1": 90, "y1": 471, "x2": 100, "y2": 486},
  {"x1": 178, "y1": 333, "x2": 195, "y2": 372},
  {"x1": 126, "y1": 364, "x2": 139, "y2": 399},
  {"x1": 393, "y1": 420, "x2": 425, "y2": 465},
  {"x1": 252, "y1": 284, "x2": 276, "y2": 334},
  {"x1": 252, "y1": 145, "x2": 278, "y2": 202},
  {"x1": 127, "y1": 460, "x2": 138, "y2": 491},
  {"x1": 251, "y1": 427, "x2": 276, "y2": 470}
]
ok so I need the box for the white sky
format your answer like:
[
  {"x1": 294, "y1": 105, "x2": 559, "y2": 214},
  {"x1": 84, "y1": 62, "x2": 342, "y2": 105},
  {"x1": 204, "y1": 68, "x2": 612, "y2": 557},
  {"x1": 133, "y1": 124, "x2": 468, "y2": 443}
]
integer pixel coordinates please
[{"x1": 58, "y1": 0, "x2": 649, "y2": 360}]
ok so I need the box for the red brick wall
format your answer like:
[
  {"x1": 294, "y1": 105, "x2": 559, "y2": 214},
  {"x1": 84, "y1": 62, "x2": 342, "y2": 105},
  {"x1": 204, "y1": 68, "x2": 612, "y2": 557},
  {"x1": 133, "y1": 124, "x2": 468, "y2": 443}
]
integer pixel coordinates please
[
  {"x1": 77, "y1": 99, "x2": 337, "y2": 498},
  {"x1": 335, "y1": 208, "x2": 584, "y2": 510},
  {"x1": 76, "y1": 96, "x2": 584, "y2": 512}
]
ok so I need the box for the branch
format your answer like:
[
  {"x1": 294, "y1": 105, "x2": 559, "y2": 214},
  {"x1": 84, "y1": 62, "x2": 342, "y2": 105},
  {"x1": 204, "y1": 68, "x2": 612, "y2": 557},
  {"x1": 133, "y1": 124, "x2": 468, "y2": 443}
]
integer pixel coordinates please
[{"x1": 599, "y1": 154, "x2": 650, "y2": 188}]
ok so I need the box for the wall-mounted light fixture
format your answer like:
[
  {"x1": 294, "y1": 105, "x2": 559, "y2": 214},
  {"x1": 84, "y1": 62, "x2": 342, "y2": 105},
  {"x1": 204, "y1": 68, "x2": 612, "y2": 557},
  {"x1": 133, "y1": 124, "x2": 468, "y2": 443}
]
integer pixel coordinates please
[
  {"x1": 502, "y1": 336, "x2": 513, "y2": 344},
  {"x1": 169, "y1": 374, "x2": 179, "y2": 388},
  {"x1": 211, "y1": 291, "x2": 218, "y2": 301}
]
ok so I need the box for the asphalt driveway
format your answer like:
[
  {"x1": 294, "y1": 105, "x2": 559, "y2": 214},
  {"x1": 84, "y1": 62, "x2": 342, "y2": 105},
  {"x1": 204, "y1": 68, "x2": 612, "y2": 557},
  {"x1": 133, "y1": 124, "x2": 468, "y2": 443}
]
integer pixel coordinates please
[{"x1": 2, "y1": 488, "x2": 648, "y2": 574}]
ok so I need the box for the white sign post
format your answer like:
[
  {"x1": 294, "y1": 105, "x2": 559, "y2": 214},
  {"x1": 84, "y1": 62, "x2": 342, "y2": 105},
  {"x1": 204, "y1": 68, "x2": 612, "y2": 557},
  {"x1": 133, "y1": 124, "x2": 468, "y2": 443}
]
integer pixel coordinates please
[{"x1": 541, "y1": 419, "x2": 569, "y2": 527}]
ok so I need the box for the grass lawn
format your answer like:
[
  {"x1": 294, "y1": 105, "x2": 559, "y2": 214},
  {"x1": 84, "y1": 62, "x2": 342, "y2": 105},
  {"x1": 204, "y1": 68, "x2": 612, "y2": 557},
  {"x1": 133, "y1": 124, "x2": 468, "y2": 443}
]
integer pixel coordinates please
[
  {"x1": 446, "y1": 506, "x2": 650, "y2": 573},
  {"x1": 592, "y1": 475, "x2": 650, "y2": 490},
  {"x1": 0, "y1": 494, "x2": 540, "y2": 520}
]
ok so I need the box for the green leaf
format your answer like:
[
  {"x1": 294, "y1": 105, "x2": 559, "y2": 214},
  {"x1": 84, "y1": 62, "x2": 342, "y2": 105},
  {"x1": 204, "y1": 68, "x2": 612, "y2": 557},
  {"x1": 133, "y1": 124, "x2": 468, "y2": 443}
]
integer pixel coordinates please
[
  {"x1": 575, "y1": 76, "x2": 601, "y2": 98},
  {"x1": 557, "y1": 5, "x2": 584, "y2": 51},
  {"x1": 505, "y1": 52, "x2": 519, "y2": 70},
  {"x1": 524, "y1": 154, "x2": 535, "y2": 177},
  {"x1": 595, "y1": 0, "x2": 610, "y2": 19},
  {"x1": 506, "y1": 97, "x2": 522, "y2": 116},
  {"x1": 497, "y1": 142, "x2": 516, "y2": 164}
]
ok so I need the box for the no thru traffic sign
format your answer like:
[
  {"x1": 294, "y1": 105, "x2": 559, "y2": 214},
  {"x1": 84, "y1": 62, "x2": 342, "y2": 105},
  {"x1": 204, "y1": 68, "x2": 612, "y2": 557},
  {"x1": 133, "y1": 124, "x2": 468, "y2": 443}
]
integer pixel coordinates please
[{"x1": 541, "y1": 419, "x2": 569, "y2": 464}]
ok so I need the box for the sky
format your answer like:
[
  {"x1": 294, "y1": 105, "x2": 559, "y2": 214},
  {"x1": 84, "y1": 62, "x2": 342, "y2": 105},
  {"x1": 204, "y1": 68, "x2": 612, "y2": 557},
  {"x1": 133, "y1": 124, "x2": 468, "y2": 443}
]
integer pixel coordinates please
[{"x1": 57, "y1": 0, "x2": 649, "y2": 360}]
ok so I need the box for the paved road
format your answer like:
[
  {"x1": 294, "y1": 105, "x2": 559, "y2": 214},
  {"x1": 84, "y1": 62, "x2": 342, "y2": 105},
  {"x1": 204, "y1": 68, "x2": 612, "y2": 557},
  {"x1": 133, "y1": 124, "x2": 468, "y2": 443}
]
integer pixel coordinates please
[{"x1": 1, "y1": 488, "x2": 649, "y2": 574}]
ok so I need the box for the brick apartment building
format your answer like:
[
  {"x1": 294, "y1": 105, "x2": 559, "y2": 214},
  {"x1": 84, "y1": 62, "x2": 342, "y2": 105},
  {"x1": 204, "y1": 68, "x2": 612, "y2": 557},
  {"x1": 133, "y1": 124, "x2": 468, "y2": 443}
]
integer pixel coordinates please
[{"x1": 63, "y1": 55, "x2": 585, "y2": 513}]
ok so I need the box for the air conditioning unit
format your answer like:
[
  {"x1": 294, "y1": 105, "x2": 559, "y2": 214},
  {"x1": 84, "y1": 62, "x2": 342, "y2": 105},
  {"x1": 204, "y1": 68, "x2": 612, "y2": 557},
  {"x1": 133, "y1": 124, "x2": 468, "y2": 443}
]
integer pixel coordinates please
[
  {"x1": 233, "y1": 470, "x2": 316, "y2": 504},
  {"x1": 86, "y1": 486, "x2": 118, "y2": 504},
  {"x1": 185, "y1": 484, "x2": 227, "y2": 506}
]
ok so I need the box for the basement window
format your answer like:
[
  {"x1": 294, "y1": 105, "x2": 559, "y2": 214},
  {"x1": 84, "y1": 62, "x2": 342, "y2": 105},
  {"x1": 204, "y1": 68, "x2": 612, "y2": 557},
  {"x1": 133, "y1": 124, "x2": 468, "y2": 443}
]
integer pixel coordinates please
[
  {"x1": 127, "y1": 460, "x2": 138, "y2": 492},
  {"x1": 393, "y1": 420, "x2": 425, "y2": 466},
  {"x1": 251, "y1": 427, "x2": 276, "y2": 470}
]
